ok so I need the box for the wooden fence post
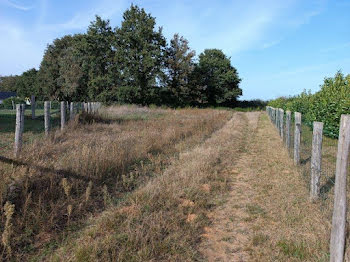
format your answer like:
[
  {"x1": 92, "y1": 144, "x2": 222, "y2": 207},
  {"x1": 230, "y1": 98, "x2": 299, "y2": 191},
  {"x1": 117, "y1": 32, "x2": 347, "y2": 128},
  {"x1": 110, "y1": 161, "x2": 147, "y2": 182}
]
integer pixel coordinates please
[
  {"x1": 310, "y1": 122, "x2": 323, "y2": 201},
  {"x1": 61, "y1": 101, "x2": 66, "y2": 130},
  {"x1": 286, "y1": 111, "x2": 291, "y2": 148},
  {"x1": 70, "y1": 102, "x2": 74, "y2": 120},
  {"x1": 31, "y1": 95, "x2": 35, "y2": 119},
  {"x1": 44, "y1": 101, "x2": 50, "y2": 135},
  {"x1": 294, "y1": 112, "x2": 301, "y2": 165},
  {"x1": 21, "y1": 104, "x2": 25, "y2": 134},
  {"x1": 275, "y1": 109, "x2": 278, "y2": 128},
  {"x1": 14, "y1": 104, "x2": 24, "y2": 157},
  {"x1": 330, "y1": 115, "x2": 350, "y2": 262},
  {"x1": 279, "y1": 109, "x2": 284, "y2": 139}
]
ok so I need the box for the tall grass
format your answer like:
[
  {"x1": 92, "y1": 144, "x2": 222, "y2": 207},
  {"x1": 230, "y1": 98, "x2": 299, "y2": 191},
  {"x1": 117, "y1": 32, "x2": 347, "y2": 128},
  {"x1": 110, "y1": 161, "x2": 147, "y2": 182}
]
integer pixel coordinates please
[{"x1": 0, "y1": 106, "x2": 230, "y2": 260}]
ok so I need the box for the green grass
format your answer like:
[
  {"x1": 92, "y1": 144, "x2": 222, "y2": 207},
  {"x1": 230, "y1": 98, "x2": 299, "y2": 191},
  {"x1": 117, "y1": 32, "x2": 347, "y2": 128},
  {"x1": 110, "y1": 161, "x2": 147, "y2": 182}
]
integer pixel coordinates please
[
  {"x1": 277, "y1": 239, "x2": 309, "y2": 260},
  {"x1": 0, "y1": 109, "x2": 61, "y2": 153}
]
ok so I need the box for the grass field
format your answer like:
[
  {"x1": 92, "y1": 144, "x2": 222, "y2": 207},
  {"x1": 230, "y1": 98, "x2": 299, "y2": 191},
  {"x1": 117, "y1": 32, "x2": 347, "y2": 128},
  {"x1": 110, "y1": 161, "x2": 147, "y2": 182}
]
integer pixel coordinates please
[
  {"x1": 0, "y1": 105, "x2": 232, "y2": 260},
  {"x1": 0, "y1": 105, "x2": 343, "y2": 261}
]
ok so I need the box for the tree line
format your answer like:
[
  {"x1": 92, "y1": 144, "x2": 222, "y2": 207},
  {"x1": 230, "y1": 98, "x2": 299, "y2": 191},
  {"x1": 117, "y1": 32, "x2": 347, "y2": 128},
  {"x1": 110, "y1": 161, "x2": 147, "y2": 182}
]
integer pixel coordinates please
[
  {"x1": 268, "y1": 71, "x2": 350, "y2": 138},
  {"x1": 0, "y1": 5, "x2": 242, "y2": 107}
]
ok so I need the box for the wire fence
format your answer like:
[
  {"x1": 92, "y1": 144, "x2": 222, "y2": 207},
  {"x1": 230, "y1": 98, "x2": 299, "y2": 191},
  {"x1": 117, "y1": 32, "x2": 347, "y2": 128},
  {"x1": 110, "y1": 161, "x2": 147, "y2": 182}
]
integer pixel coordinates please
[
  {"x1": 266, "y1": 106, "x2": 350, "y2": 260},
  {"x1": 0, "y1": 101, "x2": 100, "y2": 156},
  {"x1": 0, "y1": 102, "x2": 61, "y2": 154}
]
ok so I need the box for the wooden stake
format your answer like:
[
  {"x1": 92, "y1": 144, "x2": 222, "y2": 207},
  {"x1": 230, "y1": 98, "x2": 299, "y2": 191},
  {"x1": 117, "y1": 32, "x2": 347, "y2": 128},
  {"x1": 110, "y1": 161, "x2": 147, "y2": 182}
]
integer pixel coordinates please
[
  {"x1": 286, "y1": 111, "x2": 291, "y2": 148},
  {"x1": 44, "y1": 101, "x2": 50, "y2": 135},
  {"x1": 14, "y1": 104, "x2": 24, "y2": 157},
  {"x1": 294, "y1": 112, "x2": 301, "y2": 165},
  {"x1": 279, "y1": 109, "x2": 284, "y2": 139},
  {"x1": 31, "y1": 95, "x2": 35, "y2": 119},
  {"x1": 310, "y1": 122, "x2": 323, "y2": 201},
  {"x1": 61, "y1": 101, "x2": 66, "y2": 130},
  {"x1": 330, "y1": 115, "x2": 350, "y2": 262}
]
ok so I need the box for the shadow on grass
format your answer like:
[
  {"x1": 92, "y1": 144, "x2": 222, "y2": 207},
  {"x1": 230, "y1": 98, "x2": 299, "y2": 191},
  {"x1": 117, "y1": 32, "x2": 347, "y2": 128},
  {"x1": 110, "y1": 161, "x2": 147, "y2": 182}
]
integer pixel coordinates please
[
  {"x1": 320, "y1": 175, "x2": 335, "y2": 199},
  {"x1": 0, "y1": 155, "x2": 93, "y2": 183},
  {"x1": 300, "y1": 156, "x2": 311, "y2": 165}
]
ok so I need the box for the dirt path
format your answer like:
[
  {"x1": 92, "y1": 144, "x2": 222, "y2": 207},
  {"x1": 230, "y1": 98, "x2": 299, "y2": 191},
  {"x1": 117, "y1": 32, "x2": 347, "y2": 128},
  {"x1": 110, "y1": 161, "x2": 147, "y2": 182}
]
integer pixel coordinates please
[{"x1": 200, "y1": 112, "x2": 330, "y2": 261}]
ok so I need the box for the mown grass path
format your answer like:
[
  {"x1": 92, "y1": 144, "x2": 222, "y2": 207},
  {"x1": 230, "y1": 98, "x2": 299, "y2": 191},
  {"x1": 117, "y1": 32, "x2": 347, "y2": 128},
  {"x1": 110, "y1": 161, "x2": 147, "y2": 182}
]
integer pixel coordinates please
[{"x1": 200, "y1": 113, "x2": 330, "y2": 261}]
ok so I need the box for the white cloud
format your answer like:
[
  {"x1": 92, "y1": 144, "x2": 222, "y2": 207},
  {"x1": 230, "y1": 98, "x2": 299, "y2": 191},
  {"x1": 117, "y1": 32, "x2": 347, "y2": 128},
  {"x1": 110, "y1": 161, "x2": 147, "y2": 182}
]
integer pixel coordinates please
[
  {"x1": 1, "y1": 0, "x2": 33, "y2": 11},
  {"x1": 38, "y1": 0, "x2": 128, "y2": 32}
]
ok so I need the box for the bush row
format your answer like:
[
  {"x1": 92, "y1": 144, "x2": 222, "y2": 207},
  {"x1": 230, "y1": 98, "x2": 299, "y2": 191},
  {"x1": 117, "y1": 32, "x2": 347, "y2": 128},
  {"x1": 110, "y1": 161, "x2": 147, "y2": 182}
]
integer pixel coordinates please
[{"x1": 268, "y1": 71, "x2": 350, "y2": 138}]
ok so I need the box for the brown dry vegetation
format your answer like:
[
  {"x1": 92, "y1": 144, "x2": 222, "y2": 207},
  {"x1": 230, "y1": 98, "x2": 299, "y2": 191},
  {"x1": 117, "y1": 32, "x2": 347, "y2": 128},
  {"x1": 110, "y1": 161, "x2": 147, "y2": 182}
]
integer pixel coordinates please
[
  {"x1": 0, "y1": 105, "x2": 231, "y2": 261},
  {"x1": 200, "y1": 113, "x2": 330, "y2": 261},
  {"x1": 50, "y1": 111, "x2": 249, "y2": 261},
  {"x1": 0, "y1": 106, "x2": 339, "y2": 261}
]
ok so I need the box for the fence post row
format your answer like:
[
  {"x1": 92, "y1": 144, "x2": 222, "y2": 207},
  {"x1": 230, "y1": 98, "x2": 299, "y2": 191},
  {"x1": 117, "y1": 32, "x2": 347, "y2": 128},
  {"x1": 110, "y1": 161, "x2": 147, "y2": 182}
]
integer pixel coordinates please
[
  {"x1": 14, "y1": 104, "x2": 25, "y2": 157},
  {"x1": 44, "y1": 101, "x2": 50, "y2": 135},
  {"x1": 12, "y1": 101, "x2": 102, "y2": 155},
  {"x1": 31, "y1": 95, "x2": 35, "y2": 119},
  {"x1": 294, "y1": 112, "x2": 301, "y2": 165},
  {"x1": 265, "y1": 108, "x2": 350, "y2": 261},
  {"x1": 330, "y1": 115, "x2": 350, "y2": 262},
  {"x1": 310, "y1": 122, "x2": 323, "y2": 201}
]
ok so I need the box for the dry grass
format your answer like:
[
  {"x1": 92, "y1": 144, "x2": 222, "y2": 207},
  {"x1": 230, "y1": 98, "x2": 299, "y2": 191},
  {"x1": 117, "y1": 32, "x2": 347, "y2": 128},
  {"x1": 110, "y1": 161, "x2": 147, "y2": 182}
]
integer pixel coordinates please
[
  {"x1": 245, "y1": 114, "x2": 330, "y2": 261},
  {"x1": 48, "y1": 112, "x2": 249, "y2": 261},
  {"x1": 0, "y1": 106, "x2": 231, "y2": 261},
  {"x1": 197, "y1": 113, "x2": 330, "y2": 261}
]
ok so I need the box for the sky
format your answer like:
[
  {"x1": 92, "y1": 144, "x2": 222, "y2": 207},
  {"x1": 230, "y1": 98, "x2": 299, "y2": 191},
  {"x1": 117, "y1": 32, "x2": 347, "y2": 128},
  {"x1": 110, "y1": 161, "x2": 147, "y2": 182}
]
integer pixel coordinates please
[{"x1": 0, "y1": 0, "x2": 350, "y2": 100}]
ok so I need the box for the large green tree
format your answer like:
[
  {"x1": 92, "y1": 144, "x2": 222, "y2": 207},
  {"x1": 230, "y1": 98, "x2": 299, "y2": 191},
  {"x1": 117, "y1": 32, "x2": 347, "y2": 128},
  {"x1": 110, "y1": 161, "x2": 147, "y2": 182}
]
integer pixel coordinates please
[
  {"x1": 191, "y1": 49, "x2": 242, "y2": 106},
  {"x1": 15, "y1": 68, "x2": 38, "y2": 98},
  {"x1": 37, "y1": 35, "x2": 76, "y2": 100},
  {"x1": 83, "y1": 16, "x2": 116, "y2": 102},
  {"x1": 115, "y1": 4, "x2": 166, "y2": 105},
  {"x1": 0, "y1": 75, "x2": 20, "y2": 92},
  {"x1": 165, "y1": 34, "x2": 196, "y2": 106},
  {"x1": 57, "y1": 40, "x2": 87, "y2": 101}
]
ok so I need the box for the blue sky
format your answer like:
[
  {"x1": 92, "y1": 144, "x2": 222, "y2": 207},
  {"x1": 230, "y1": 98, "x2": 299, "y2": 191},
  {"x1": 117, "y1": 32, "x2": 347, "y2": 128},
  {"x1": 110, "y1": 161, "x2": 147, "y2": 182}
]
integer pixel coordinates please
[{"x1": 0, "y1": 0, "x2": 349, "y2": 100}]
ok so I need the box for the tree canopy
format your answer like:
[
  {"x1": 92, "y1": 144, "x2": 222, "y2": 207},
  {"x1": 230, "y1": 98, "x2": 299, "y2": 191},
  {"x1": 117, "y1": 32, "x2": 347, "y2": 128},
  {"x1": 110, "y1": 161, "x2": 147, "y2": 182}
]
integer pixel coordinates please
[{"x1": 3, "y1": 4, "x2": 242, "y2": 107}]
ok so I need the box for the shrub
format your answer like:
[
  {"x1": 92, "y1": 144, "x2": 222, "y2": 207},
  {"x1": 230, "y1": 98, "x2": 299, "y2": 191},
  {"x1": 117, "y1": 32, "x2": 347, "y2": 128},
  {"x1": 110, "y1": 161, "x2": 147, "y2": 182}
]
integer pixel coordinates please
[
  {"x1": 268, "y1": 71, "x2": 350, "y2": 138},
  {"x1": 1, "y1": 97, "x2": 26, "y2": 109}
]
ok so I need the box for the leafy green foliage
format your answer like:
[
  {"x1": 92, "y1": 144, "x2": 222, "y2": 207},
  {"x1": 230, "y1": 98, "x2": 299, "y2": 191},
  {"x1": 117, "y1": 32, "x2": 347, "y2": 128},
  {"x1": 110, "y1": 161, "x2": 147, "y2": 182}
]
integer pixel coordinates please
[
  {"x1": 0, "y1": 75, "x2": 20, "y2": 92},
  {"x1": 15, "y1": 68, "x2": 38, "y2": 98},
  {"x1": 37, "y1": 35, "x2": 77, "y2": 100},
  {"x1": 3, "y1": 4, "x2": 243, "y2": 107},
  {"x1": 1, "y1": 97, "x2": 25, "y2": 108},
  {"x1": 165, "y1": 34, "x2": 196, "y2": 106},
  {"x1": 190, "y1": 49, "x2": 242, "y2": 106},
  {"x1": 115, "y1": 5, "x2": 166, "y2": 105},
  {"x1": 268, "y1": 71, "x2": 350, "y2": 138}
]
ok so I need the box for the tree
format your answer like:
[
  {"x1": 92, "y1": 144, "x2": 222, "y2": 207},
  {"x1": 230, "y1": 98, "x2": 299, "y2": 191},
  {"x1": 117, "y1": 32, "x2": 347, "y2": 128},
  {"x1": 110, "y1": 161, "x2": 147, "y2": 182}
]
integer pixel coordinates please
[
  {"x1": 15, "y1": 68, "x2": 38, "y2": 98},
  {"x1": 0, "y1": 75, "x2": 20, "y2": 92},
  {"x1": 37, "y1": 35, "x2": 76, "y2": 100},
  {"x1": 83, "y1": 16, "x2": 116, "y2": 102},
  {"x1": 165, "y1": 34, "x2": 195, "y2": 106},
  {"x1": 57, "y1": 41, "x2": 87, "y2": 101},
  {"x1": 115, "y1": 4, "x2": 166, "y2": 105},
  {"x1": 191, "y1": 49, "x2": 242, "y2": 106}
]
